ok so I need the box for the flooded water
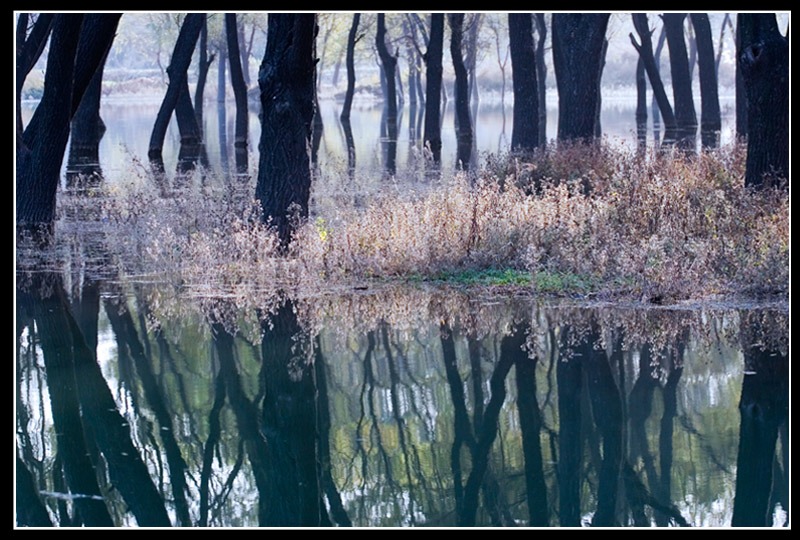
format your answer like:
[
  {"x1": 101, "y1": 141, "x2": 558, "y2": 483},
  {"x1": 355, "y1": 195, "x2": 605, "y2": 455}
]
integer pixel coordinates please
[
  {"x1": 16, "y1": 90, "x2": 785, "y2": 528},
  {"x1": 15, "y1": 268, "x2": 788, "y2": 527},
  {"x1": 20, "y1": 91, "x2": 737, "y2": 185}
]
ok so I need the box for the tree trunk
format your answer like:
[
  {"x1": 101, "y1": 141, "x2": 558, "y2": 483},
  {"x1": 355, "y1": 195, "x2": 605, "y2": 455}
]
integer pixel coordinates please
[
  {"x1": 423, "y1": 14, "x2": 444, "y2": 163},
  {"x1": 67, "y1": 48, "x2": 108, "y2": 187},
  {"x1": 237, "y1": 18, "x2": 251, "y2": 88},
  {"x1": 662, "y1": 13, "x2": 697, "y2": 148},
  {"x1": 533, "y1": 14, "x2": 548, "y2": 146},
  {"x1": 551, "y1": 14, "x2": 610, "y2": 142},
  {"x1": 376, "y1": 14, "x2": 398, "y2": 131},
  {"x1": 194, "y1": 16, "x2": 214, "y2": 137},
  {"x1": 16, "y1": 14, "x2": 54, "y2": 138},
  {"x1": 17, "y1": 14, "x2": 120, "y2": 229},
  {"x1": 690, "y1": 14, "x2": 721, "y2": 148},
  {"x1": 256, "y1": 14, "x2": 317, "y2": 247},
  {"x1": 635, "y1": 57, "x2": 648, "y2": 150},
  {"x1": 449, "y1": 13, "x2": 472, "y2": 170},
  {"x1": 738, "y1": 15, "x2": 788, "y2": 189},
  {"x1": 226, "y1": 13, "x2": 249, "y2": 158},
  {"x1": 630, "y1": 14, "x2": 678, "y2": 138},
  {"x1": 148, "y1": 13, "x2": 204, "y2": 159},
  {"x1": 340, "y1": 13, "x2": 360, "y2": 122},
  {"x1": 508, "y1": 13, "x2": 539, "y2": 152}
]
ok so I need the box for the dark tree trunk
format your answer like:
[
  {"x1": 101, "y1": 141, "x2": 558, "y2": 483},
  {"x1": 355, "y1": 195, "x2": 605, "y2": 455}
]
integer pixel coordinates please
[
  {"x1": 16, "y1": 13, "x2": 54, "y2": 137},
  {"x1": 237, "y1": 18, "x2": 251, "y2": 88},
  {"x1": 551, "y1": 13, "x2": 610, "y2": 142},
  {"x1": 557, "y1": 326, "x2": 583, "y2": 526},
  {"x1": 731, "y1": 314, "x2": 788, "y2": 526},
  {"x1": 514, "y1": 338, "x2": 549, "y2": 526},
  {"x1": 340, "y1": 13, "x2": 360, "y2": 122},
  {"x1": 594, "y1": 37, "x2": 608, "y2": 139},
  {"x1": 449, "y1": 13, "x2": 472, "y2": 170},
  {"x1": 423, "y1": 14, "x2": 444, "y2": 163},
  {"x1": 148, "y1": 13, "x2": 204, "y2": 159},
  {"x1": 651, "y1": 26, "x2": 667, "y2": 128},
  {"x1": 17, "y1": 14, "x2": 83, "y2": 228},
  {"x1": 67, "y1": 48, "x2": 108, "y2": 188},
  {"x1": 630, "y1": 14, "x2": 678, "y2": 139},
  {"x1": 226, "y1": 13, "x2": 249, "y2": 174},
  {"x1": 376, "y1": 15, "x2": 398, "y2": 134},
  {"x1": 17, "y1": 14, "x2": 120, "y2": 228},
  {"x1": 508, "y1": 14, "x2": 539, "y2": 153},
  {"x1": 260, "y1": 301, "x2": 329, "y2": 526},
  {"x1": 194, "y1": 16, "x2": 214, "y2": 137},
  {"x1": 738, "y1": 15, "x2": 788, "y2": 189},
  {"x1": 256, "y1": 14, "x2": 317, "y2": 247},
  {"x1": 662, "y1": 13, "x2": 697, "y2": 148},
  {"x1": 534, "y1": 14, "x2": 548, "y2": 146},
  {"x1": 635, "y1": 57, "x2": 648, "y2": 150},
  {"x1": 175, "y1": 79, "x2": 201, "y2": 145},
  {"x1": 690, "y1": 14, "x2": 721, "y2": 148},
  {"x1": 217, "y1": 40, "x2": 227, "y2": 104},
  {"x1": 16, "y1": 455, "x2": 53, "y2": 527}
]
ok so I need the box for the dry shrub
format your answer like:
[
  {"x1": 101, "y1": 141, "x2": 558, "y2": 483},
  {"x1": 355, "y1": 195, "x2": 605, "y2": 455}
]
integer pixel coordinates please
[{"x1": 72, "y1": 141, "x2": 788, "y2": 303}]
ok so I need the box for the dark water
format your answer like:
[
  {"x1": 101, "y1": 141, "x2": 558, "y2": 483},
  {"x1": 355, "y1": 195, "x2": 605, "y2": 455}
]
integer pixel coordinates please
[{"x1": 15, "y1": 270, "x2": 788, "y2": 527}]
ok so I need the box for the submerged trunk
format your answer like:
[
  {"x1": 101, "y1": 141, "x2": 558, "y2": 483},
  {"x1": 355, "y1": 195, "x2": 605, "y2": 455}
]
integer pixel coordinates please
[
  {"x1": 17, "y1": 14, "x2": 120, "y2": 228},
  {"x1": 551, "y1": 13, "x2": 610, "y2": 142},
  {"x1": 662, "y1": 13, "x2": 697, "y2": 148},
  {"x1": 449, "y1": 13, "x2": 472, "y2": 170},
  {"x1": 148, "y1": 13, "x2": 205, "y2": 159},
  {"x1": 423, "y1": 14, "x2": 444, "y2": 164},
  {"x1": 256, "y1": 14, "x2": 317, "y2": 247},
  {"x1": 630, "y1": 14, "x2": 678, "y2": 140},
  {"x1": 690, "y1": 13, "x2": 721, "y2": 148},
  {"x1": 508, "y1": 13, "x2": 539, "y2": 152},
  {"x1": 340, "y1": 13, "x2": 360, "y2": 122}
]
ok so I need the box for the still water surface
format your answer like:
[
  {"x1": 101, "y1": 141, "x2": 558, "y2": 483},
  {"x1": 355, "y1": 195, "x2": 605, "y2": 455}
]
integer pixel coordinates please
[{"x1": 15, "y1": 273, "x2": 788, "y2": 527}]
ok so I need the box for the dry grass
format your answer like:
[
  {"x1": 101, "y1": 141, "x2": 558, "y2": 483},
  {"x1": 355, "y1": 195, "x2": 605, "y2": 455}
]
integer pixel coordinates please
[{"x1": 60, "y1": 141, "x2": 789, "y2": 304}]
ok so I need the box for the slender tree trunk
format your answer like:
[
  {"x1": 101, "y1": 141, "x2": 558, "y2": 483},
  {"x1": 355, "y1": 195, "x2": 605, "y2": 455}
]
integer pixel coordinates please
[
  {"x1": 256, "y1": 14, "x2": 317, "y2": 247},
  {"x1": 635, "y1": 57, "x2": 648, "y2": 150},
  {"x1": 449, "y1": 13, "x2": 472, "y2": 170},
  {"x1": 340, "y1": 13, "x2": 360, "y2": 122},
  {"x1": 651, "y1": 26, "x2": 667, "y2": 127},
  {"x1": 690, "y1": 14, "x2": 721, "y2": 148},
  {"x1": 630, "y1": 14, "x2": 678, "y2": 139},
  {"x1": 226, "y1": 13, "x2": 249, "y2": 168},
  {"x1": 194, "y1": 16, "x2": 214, "y2": 137},
  {"x1": 376, "y1": 15, "x2": 398, "y2": 131},
  {"x1": 423, "y1": 14, "x2": 444, "y2": 163},
  {"x1": 237, "y1": 18, "x2": 251, "y2": 88},
  {"x1": 551, "y1": 13, "x2": 610, "y2": 142},
  {"x1": 508, "y1": 13, "x2": 539, "y2": 152},
  {"x1": 533, "y1": 14, "x2": 548, "y2": 145},
  {"x1": 662, "y1": 13, "x2": 697, "y2": 148},
  {"x1": 148, "y1": 13, "x2": 205, "y2": 159}
]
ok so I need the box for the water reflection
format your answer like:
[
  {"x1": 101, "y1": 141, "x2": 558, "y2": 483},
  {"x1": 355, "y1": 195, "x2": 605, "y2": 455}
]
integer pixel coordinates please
[{"x1": 15, "y1": 274, "x2": 789, "y2": 527}]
